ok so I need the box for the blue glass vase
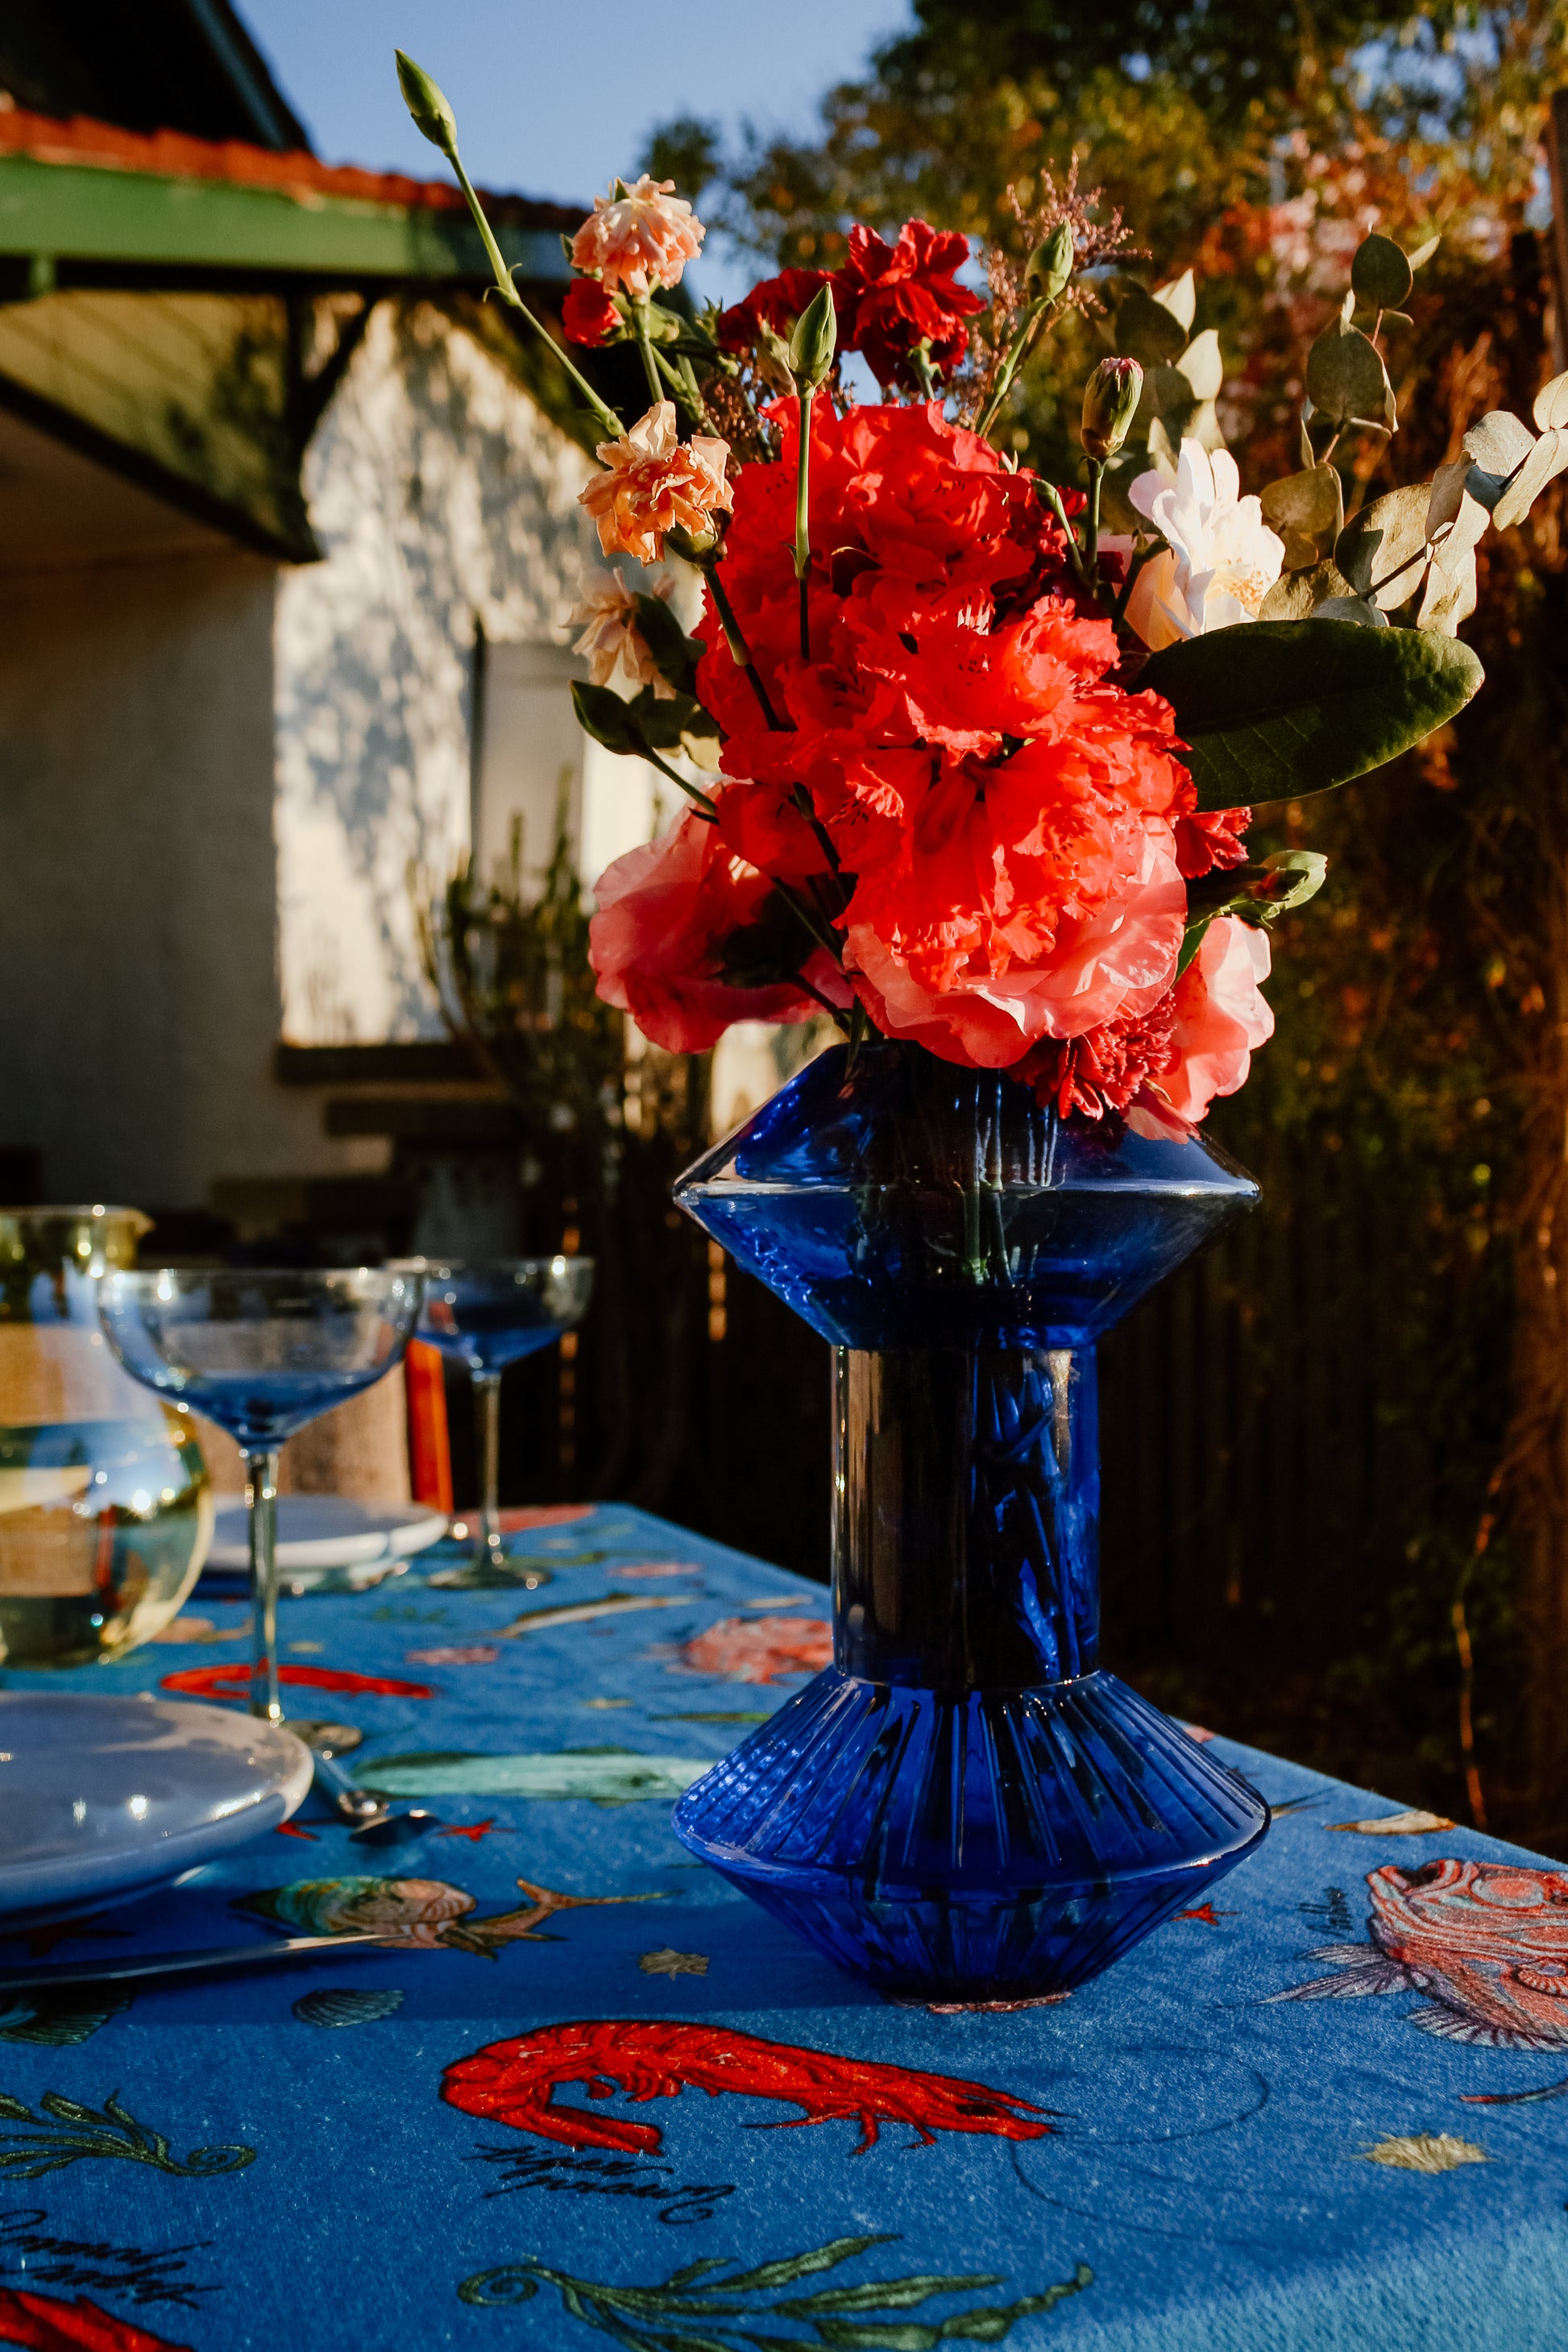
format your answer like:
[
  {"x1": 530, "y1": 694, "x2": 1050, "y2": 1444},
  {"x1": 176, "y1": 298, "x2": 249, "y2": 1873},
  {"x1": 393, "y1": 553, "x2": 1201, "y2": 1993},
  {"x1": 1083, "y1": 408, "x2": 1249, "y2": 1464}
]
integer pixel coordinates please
[{"x1": 670, "y1": 1039, "x2": 1270, "y2": 2001}]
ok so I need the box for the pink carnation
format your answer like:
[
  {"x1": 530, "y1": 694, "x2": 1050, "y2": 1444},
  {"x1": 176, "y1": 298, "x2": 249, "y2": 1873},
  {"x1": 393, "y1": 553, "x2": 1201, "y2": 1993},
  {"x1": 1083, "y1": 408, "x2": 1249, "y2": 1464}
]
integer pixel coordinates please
[
  {"x1": 570, "y1": 175, "x2": 704, "y2": 299},
  {"x1": 1147, "y1": 916, "x2": 1274, "y2": 1123},
  {"x1": 589, "y1": 803, "x2": 845, "y2": 1055}
]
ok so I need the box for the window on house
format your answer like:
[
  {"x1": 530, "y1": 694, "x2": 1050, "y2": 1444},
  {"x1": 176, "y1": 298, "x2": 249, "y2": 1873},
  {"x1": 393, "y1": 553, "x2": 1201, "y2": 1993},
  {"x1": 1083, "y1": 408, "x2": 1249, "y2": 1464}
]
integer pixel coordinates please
[{"x1": 471, "y1": 631, "x2": 666, "y2": 892}]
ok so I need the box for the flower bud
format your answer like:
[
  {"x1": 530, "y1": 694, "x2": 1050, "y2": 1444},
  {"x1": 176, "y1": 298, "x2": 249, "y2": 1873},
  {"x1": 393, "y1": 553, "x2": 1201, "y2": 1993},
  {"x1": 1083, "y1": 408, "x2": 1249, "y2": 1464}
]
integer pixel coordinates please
[
  {"x1": 1081, "y1": 356, "x2": 1144, "y2": 461},
  {"x1": 1026, "y1": 223, "x2": 1074, "y2": 308},
  {"x1": 396, "y1": 51, "x2": 459, "y2": 158},
  {"x1": 788, "y1": 283, "x2": 838, "y2": 392}
]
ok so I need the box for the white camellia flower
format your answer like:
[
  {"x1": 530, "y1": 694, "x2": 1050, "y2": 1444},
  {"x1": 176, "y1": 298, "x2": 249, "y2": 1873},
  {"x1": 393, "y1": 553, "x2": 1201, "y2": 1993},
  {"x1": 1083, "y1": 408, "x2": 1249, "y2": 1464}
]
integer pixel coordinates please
[{"x1": 1122, "y1": 441, "x2": 1286, "y2": 649}]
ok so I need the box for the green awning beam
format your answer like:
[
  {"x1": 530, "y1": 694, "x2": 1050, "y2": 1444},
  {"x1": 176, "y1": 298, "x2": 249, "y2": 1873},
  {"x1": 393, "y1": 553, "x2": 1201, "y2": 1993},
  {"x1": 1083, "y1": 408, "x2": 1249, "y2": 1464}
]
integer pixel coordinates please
[{"x1": 0, "y1": 154, "x2": 569, "y2": 285}]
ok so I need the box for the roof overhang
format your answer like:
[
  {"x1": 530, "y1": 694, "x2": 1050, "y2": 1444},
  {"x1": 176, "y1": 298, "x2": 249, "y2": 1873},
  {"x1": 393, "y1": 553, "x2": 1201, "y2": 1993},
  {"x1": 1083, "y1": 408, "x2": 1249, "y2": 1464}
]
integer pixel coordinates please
[{"x1": 0, "y1": 151, "x2": 570, "y2": 292}]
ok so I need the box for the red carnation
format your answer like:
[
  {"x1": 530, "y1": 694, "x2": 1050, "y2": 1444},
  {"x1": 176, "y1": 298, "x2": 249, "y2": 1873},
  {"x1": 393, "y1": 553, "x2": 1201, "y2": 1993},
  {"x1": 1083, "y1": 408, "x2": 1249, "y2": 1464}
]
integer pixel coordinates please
[
  {"x1": 562, "y1": 277, "x2": 623, "y2": 347},
  {"x1": 832, "y1": 220, "x2": 985, "y2": 389},
  {"x1": 718, "y1": 268, "x2": 845, "y2": 355}
]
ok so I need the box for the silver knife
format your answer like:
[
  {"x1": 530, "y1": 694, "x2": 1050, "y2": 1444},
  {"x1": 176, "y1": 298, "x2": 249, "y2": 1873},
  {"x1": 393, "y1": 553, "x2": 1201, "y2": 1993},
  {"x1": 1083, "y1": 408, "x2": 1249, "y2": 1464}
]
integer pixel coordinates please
[{"x1": 0, "y1": 1932, "x2": 400, "y2": 1995}]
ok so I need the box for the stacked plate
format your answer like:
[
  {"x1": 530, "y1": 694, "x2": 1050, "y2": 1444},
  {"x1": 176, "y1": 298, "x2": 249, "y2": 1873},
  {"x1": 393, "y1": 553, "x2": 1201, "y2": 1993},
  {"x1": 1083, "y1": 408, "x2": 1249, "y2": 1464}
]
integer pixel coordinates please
[{"x1": 201, "y1": 1495, "x2": 450, "y2": 1596}]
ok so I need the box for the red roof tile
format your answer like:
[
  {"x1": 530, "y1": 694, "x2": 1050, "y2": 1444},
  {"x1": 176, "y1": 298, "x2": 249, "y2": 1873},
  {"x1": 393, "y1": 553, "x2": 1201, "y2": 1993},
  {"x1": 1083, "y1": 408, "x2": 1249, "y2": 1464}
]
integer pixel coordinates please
[{"x1": 0, "y1": 103, "x2": 580, "y2": 230}]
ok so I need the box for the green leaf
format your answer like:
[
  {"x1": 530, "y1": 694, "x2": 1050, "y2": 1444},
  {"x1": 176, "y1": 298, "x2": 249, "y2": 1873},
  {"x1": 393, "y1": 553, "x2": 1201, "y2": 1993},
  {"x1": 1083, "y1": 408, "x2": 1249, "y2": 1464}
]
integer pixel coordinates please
[
  {"x1": 1351, "y1": 233, "x2": 1413, "y2": 311},
  {"x1": 1534, "y1": 369, "x2": 1568, "y2": 431},
  {"x1": 811, "y1": 2322, "x2": 940, "y2": 2350},
  {"x1": 1259, "y1": 466, "x2": 1342, "y2": 570},
  {"x1": 779, "y1": 2277, "x2": 1004, "y2": 2317},
  {"x1": 0, "y1": 2096, "x2": 32, "y2": 2120},
  {"x1": 720, "y1": 2241, "x2": 899, "y2": 2296},
  {"x1": 1492, "y1": 429, "x2": 1568, "y2": 531},
  {"x1": 1176, "y1": 329, "x2": 1223, "y2": 401},
  {"x1": 939, "y1": 2270, "x2": 1094, "y2": 2338},
  {"x1": 38, "y1": 2093, "x2": 98, "y2": 2124},
  {"x1": 570, "y1": 680, "x2": 714, "y2": 757},
  {"x1": 1139, "y1": 620, "x2": 1483, "y2": 808},
  {"x1": 631, "y1": 594, "x2": 703, "y2": 697},
  {"x1": 1305, "y1": 323, "x2": 1388, "y2": 428},
  {"x1": 1116, "y1": 284, "x2": 1188, "y2": 368},
  {"x1": 665, "y1": 2262, "x2": 737, "y2": 2292}
]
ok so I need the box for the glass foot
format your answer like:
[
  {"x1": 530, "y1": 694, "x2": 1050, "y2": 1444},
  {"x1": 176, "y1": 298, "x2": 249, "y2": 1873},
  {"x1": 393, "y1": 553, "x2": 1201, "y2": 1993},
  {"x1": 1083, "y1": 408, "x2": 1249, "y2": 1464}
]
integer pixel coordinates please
[{"x1": 673, "y1": 1668, "x2": 1269, "y2": 2001}]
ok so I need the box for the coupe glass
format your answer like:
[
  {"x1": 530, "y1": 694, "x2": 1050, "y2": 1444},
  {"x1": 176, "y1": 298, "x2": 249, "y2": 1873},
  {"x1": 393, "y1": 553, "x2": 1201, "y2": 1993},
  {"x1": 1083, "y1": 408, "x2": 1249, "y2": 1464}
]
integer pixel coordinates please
[
  {"x1": 407, "y1": 1258, "x2": 593, "y2": 1578},
  {"x1": 96, "y1": 1269, "x2": 421, "y2": 1721}
]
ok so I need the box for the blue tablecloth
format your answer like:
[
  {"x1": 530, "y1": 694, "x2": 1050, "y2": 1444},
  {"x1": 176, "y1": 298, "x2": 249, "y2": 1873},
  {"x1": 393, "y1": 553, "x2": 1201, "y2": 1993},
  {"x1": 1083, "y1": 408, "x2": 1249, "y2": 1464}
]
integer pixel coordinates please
[{"x1": 1, "y1": 1504, "x2": 1565, "y2": 2352}]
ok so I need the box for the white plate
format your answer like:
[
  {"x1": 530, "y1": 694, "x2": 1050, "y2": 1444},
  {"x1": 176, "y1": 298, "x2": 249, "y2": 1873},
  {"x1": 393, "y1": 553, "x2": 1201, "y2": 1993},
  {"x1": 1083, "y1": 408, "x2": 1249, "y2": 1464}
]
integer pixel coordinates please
[
  {"x1": 0, "y1": 1691, "x2": 313, "y2": 1930},
  {"x1": 205, "y1": 1496, "x2": 450, "y2": 1581}
]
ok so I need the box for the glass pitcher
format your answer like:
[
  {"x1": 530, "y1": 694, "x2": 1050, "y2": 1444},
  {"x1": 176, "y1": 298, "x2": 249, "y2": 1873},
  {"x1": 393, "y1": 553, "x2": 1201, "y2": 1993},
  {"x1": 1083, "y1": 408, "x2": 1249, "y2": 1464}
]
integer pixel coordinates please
[{"x1": 0, "y1": 1208, "x2": 212, "y2": 1667}]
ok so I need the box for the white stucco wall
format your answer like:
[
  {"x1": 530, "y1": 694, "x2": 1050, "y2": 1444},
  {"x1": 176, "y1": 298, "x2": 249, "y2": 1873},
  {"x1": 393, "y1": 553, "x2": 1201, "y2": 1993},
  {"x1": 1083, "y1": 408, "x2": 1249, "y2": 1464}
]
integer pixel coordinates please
[
  {"x1": 0, "y1": 547, "x2": 353, "y2": 1206},
  {"x1": 275, "y1": 299, "x2": 603, "y2": 1043}
]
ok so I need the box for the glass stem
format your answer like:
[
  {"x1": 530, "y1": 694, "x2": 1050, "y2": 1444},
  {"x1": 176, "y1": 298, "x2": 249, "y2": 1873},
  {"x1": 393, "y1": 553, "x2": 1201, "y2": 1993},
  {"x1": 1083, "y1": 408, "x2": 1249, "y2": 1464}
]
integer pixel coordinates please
[
  {"x1": 474, "y1": 1371, "x2": 504, "y2": 1573},
  {"x1": 246, "y1": 1448, "x2": 282, "y2": 1724}
]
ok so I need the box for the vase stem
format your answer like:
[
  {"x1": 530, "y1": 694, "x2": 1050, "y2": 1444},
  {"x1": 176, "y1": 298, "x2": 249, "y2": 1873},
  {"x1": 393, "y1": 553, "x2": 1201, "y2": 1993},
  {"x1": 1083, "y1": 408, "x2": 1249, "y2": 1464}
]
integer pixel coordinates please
[{"x1": 831, "y1": 1343, "x2": 1099, "y2": 1692}]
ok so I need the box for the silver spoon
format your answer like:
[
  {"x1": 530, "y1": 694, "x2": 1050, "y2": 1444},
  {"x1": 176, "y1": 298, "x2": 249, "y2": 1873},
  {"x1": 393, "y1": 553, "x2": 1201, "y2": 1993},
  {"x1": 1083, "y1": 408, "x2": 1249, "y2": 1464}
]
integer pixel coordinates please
[{"x1": 295, "y1": 1728, "x2": 438, "y2": 1846}]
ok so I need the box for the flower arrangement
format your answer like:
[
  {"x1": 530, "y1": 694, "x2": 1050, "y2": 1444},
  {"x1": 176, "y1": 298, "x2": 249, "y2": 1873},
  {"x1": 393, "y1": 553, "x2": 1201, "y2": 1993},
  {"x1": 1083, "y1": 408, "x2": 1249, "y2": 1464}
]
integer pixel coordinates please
[{"x1": 395, "y1": 52, "x2": 1559, "y2": 1134}]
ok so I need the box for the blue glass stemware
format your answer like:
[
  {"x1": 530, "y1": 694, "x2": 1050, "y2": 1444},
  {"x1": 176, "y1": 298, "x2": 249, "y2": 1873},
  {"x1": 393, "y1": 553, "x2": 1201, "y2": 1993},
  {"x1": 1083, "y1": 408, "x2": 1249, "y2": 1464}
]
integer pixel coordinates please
[
  {"x1": 97, "y1": 1269, "x2": 421, "y2": 1721},
  {"x1": 409, "y1": 1258, "x2": 594, "y2": 1578}
]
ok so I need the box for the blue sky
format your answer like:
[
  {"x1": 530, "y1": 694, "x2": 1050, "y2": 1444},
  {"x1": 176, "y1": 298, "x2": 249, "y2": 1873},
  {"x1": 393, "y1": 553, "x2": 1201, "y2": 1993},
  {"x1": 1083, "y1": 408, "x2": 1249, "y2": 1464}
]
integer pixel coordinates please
[{"x1": 239, "y1": 1, "x2": 910, "y2": 301}]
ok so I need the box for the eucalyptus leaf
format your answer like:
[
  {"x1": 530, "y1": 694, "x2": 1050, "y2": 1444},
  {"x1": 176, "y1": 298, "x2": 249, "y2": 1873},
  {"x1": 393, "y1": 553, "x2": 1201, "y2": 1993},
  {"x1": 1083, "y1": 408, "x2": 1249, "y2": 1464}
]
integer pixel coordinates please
[
  {"x1": 1176, "y1": 328, "x2": 1223, "y2": 400},
  {"x1": 1426, "y1": 458, "x2": 1472, "y2": 538},
  {"x1": 1462, "y1": 409, "x2": 1534, "y2": 477},
  {"x1": 1139, "y1": 620, "x2": 1483, "y2": 807},
  {"x1": 1117, "y1": 284, "x2": 1188, "y2": 368},
  {"x1": 1260, "y1": 466, "x2": 1342, "y2": 570},
  {"x1": 1305, "y1": 325, "x2": 1389, "y2": 428},
  {"x1": 1491, "y1": 427, "x2": 1568, "y2": 530},
  {"x1": 1535, "y1": 369, "x2": 1568, "y2": 431},
  {"x1": 1257, "y1": 559, "x2": 1353, "y2": 621},
  {"x1": 1406, "y1": 234, "x2": 1441, "y2": 271},
  {"x1": 1335, "y1": 483, "x2": 1431, "y2": 609},
  {"x1": 1351, "y1": 232, "x2": 1413, "y2": 311},
  {"x1": 1153, "y1": 268, "x2": 1197, "y2": 330},
  {"x1": 1417, "y1": 550, "x2": 1476, "y2": 634},
  {"x1": 631, "y1": 592, "x2": 703, "y2": 695}
]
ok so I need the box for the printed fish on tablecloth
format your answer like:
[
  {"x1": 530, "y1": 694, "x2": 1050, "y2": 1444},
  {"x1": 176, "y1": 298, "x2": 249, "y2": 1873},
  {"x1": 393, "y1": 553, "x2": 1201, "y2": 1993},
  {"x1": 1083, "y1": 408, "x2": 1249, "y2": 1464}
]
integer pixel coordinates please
[
  {"x1": 1273, "y1": 1857, "x2": 1568, "y2": 2101},
  {"x1": 238, "y1": 1874, "x2": 661, "y2": 1955}
]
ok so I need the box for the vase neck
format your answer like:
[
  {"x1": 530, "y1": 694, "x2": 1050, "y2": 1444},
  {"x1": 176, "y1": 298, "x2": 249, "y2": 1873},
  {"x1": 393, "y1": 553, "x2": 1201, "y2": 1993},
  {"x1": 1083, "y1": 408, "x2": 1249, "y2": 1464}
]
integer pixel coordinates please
[{"x1": 831, "y1": 1343, "x2": 1098, "y2": 1692}]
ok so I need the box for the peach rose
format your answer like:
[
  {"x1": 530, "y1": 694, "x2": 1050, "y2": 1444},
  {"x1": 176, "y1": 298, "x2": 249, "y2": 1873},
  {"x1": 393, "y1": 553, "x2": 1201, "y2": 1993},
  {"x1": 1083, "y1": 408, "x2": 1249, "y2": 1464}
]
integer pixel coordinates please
[
  {"x1": 579, "y1": 403, "x2": 734, "y2": 566},
  {"x1": 570, "y1": 174, "x2": 704, "y2": 299},
  {"x1": 1146, "y1": 915, "x2": 1272, "y2": 1123},
  {"x1": 569, "y1": 569, "x2": 675, "y2": 699}
]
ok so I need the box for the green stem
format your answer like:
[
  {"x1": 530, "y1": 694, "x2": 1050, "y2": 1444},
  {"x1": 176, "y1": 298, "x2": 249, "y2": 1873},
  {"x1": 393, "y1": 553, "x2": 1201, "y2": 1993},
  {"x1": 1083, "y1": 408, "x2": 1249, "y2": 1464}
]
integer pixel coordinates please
[
  {"x1": 1084, "y1": 459, "x2": 1104, "y2": 590},
  {"x1": 446, "y1": 148, "x2": 625, "y2": 442},
  {"x1": 1039, "y1": 480, "x2": 1089, "y2": 584},
  {"x1": 629, "y1": 735, "x2": 720, "y2": 822},
  {"x1": 794, "y1": 387, "x2": 814, "y2": 660},
  {"x1": 792, "y1": 782, "x2": 840, "y2": 872},
  {"x1": 706, "y1": 562, "x2": 786, "y2": 731},
  {"x1": 634, "y1": 304, "x2": 666, "y2": 405},
  {"x1": 773, "y1": 877, "x2": 841, "y2": 960},
  {"x1": 974, "y1": 299, "x2": 1054, "y2": 441}
]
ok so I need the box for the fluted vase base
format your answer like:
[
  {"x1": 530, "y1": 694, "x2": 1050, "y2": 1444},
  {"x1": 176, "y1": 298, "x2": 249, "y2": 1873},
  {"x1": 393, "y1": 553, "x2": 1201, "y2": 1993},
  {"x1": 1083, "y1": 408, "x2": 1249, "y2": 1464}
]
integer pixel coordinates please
[{"x1": 673, "y1": 1666, "x2": 1268, "y2": 2001}]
